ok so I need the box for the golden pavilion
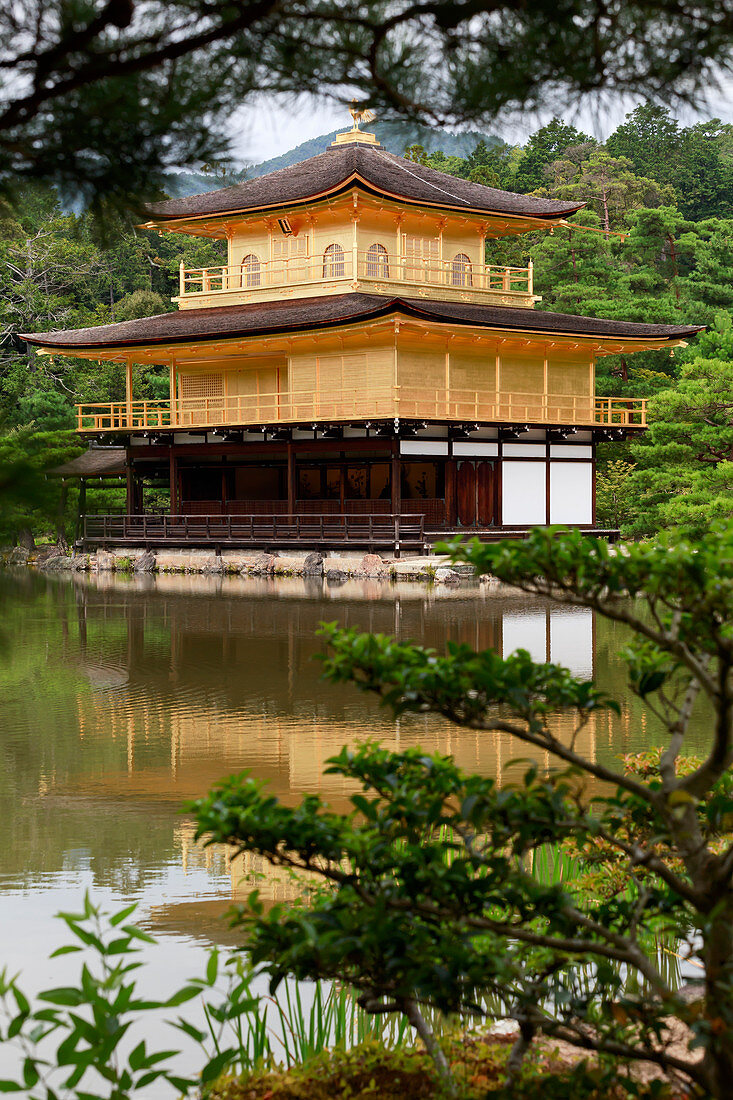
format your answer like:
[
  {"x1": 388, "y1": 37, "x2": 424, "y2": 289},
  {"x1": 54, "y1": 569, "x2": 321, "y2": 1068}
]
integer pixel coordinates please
[{"x1": 25, "y1": 116, "x2": 701, "y2": 552}]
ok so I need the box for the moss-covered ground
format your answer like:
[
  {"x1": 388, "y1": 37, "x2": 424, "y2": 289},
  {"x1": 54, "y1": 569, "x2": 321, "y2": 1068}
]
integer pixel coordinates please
[{"x1": 208, "y1": 1034, "x2": 685, "y2": 1100}]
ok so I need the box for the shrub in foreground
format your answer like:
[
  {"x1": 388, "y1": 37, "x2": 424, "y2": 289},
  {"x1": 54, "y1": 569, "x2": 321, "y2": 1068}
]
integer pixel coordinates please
[{"x1": 193, "y1": 525, "x2": 733, "y2": 1099}]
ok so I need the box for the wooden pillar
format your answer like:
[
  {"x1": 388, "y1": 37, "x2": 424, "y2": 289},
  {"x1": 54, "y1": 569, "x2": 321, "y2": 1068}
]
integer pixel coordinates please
[
  {"x1": 287, "y1": 442, "x2": 296, "y2": 513},
  {"x1": 169, "y1": 448, "x2": 177, "y2": 515},
  {"x1": 169, "y1": 360, "x2": 177, "y2": 425},
  {"x1": 391, "y1": 440, "x2": 401, "y2": 516},
  {"x1": 543, "y1": 345, "x2": 549, "y2": 421},
  {"x1": 125, "y1": 359, "x2": 133, "y2": 427},
  {"x1": 56, "y1": 481, "x2": 69, "y2": 549},
  {"x1": 75, "y1": 480, "x2": 87, "y2": 544},
  {"x1": 351, "y1": 196, "x2": 359, "y2": 280},
  {"x1": 445, "y1": 459, "x2": 456, "y2": 527},
  {"x1": 126, "y1": 459, "x2": 134, "y2": 517}
]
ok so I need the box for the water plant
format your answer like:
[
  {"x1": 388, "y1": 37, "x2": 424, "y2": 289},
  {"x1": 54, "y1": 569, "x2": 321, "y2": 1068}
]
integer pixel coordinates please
[{"x1": 0, "y1": 893, "x2": 413, "y2": 1097}]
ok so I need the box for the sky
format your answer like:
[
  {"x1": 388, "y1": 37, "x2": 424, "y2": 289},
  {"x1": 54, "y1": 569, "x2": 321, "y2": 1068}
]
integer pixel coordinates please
[{"x1": 229, "y1": 85, "x2": 733, "y2": 166}]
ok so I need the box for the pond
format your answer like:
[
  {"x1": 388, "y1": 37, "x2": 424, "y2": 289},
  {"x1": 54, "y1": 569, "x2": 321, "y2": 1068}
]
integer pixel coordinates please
[{"x1": 0, "y1": 568, "x2": 709, "y2": 1082}]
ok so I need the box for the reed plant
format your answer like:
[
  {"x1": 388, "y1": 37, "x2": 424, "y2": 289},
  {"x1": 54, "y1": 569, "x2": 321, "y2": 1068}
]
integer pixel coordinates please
[{"x1": 0, "y1": 894, "x2": 414, "y2": 1098}]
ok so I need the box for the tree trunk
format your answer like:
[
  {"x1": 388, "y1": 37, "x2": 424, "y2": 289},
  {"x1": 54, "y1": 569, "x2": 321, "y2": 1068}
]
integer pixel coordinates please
[
  {"x1": 404, "y1": 999, "x2": 456, "y2": 1095},
  {"x1": 666, "y1": 233, "x2": 680, "y2": 302},
  {"x1": 568, "y1": 228, "x2": 578, "y2": 283},
  {"x1": 701, "y1": 907, "x2": 733, "y2": 1098},
  {"x1": 56, "y1": 483, "x2": 69, "y2": 551},
  {"x1": 17, "y1": 526, "x2": 35, "y2": 550},
  {"x1": 601, "y1": 188, "x2": 610, "y2": 238}
]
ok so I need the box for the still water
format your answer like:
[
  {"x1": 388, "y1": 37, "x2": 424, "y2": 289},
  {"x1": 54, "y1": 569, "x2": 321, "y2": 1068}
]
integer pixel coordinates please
[{"x1": 0, "y1": 568, "x2": 709, "y2": 1082}]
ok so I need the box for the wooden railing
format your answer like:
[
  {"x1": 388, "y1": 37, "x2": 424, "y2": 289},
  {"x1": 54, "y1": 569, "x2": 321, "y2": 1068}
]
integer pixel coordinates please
[
  {"x1": 83, "y1": 512, "x2": 427, "y2": 551},
  {"x1": 76, "y1": 391, "x2": 647, "y2": 431},
  {"x1": 178, "y1": 253, "x2": 533, "y2": 298}
]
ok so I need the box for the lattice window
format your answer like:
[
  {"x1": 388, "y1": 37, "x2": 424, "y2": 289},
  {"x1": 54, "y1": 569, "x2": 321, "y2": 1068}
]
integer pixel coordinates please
[
  {"x1": 322, "y1": 242, "x2": 345, "y2": 278},
  {"x1": 241, "y1": 252, "x2": 261, "y2": 287},
  {"x1": 366, "y1": 242, "x2": 389, "y2": 278},
  {"x1": 403, "y1": 235, "x2": 440, "y2": 280},
  {"x1": 179, "y1": 373, "x2": 224, "y2": 399},
  {"x1": 272, "y1": 236, "x2": 309, "y2": 258},
  {"x1": 451, "y1": 253, "x2": 473, "y2": 287},
  {"x1": 404, "y1": 236, "x2": 440, "y2": 260}
]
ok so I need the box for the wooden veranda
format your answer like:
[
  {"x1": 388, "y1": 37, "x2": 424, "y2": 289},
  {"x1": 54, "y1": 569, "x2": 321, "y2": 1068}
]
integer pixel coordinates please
[{"x1": 82, "y1": 512, "x2": 429, "y2": 554}]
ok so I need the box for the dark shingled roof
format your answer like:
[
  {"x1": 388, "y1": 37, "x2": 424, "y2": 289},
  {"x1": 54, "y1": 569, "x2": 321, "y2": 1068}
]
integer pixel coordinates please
[
  {"x1": 49, "y1": 447, "x2": 126, "y2": 478},
  {"x1": 23, "y1": 294, "x2": 703, "y2": 350},
  {"x1": 145, "y1": 143, "x2": 584, "y2": 221}
]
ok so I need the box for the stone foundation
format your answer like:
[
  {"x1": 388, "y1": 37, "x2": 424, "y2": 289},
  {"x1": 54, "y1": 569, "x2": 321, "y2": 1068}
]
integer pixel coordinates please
[{"x1": 2, "y1": 545, "x2": 471, "y2": 584}]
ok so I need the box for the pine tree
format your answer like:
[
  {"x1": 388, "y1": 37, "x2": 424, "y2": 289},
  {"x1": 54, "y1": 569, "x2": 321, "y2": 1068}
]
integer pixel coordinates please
[
  {"x1": 512, "y1": 119, "x2": 593, "y2": 192},
  {"x1": 625, "y1": 319, "x2": 733, "y2": 535}
]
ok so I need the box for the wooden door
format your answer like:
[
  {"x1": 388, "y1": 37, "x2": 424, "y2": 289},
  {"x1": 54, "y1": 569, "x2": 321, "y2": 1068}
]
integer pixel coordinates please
[
  {"x1": 457, "y1": 461, "x2": 476, "y2": 526},
  {"x1": 457, "y1": 460, "x2": 495, "y2": 527},
  {"x1": 476, "y1": 461, "x2": 494, "y2": 526}
]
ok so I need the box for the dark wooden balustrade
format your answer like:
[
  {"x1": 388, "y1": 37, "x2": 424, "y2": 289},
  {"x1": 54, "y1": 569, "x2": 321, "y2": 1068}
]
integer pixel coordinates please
[{"x1": 82, "y1": 513, "x2": 428, "y2": 553}]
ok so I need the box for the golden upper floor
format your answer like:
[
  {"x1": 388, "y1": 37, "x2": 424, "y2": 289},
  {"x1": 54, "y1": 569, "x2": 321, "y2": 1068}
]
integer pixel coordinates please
[
  {"x1": 25, "y1": 292, "x2": 701, "y2": 435},
  {"x1": 143, "y1": 130, "x2": 583, "y2": 311}
]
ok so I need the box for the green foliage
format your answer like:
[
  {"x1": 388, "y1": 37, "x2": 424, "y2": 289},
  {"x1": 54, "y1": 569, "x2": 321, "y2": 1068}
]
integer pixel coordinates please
[
  {"x1": 547, "y1": 151, "x2": 675, "y2": 233},
  {"x1": 0, "y1": 892, "x2": 262, "y2": 1096},
  {"x1": 0, "y1": 427, "x2": 81, "y2": 544},
  {"x1": 624, "y1": 319, "x2": 733, "y2": 535},
  {"x1": 606, "y1": 106, "x2": 733, "y2": 221},
  {"x1": 4, "y1": 5, "x2": 733, "y2": 211},
  {"x1": 193, "y1": 525, "x2": 733, "y2": 1098},
  {"x1": 513, "y1": 119, "x2": 593, "y2": 192},
  {"x1": 595, "y1": 461, "x2": 637, "y2": 530},
  {"x1": 207, "y1": 1033, "x2": 674, "y2": 1099},
  {"x1": 0, "y1": 891, "x2": 430, "y2": 1097},
  {"x1": 114, "y1": 289, "x2": 169, "y2": 321},
  {"x1": 404, "y1": 144, "x2": 430, "y2": 165}
]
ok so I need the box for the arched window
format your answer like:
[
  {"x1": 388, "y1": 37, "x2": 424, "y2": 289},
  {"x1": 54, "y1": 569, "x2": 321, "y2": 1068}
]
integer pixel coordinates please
[
  {"x1": 322, "y1": 242, "x2": 345, "y2": 278},
  {"x1": 241, "y1": 253, "x2": 260, "y2": 287},
  {"x1": 451, "y1": 253, "x2": 472, "y2": 287},
  {"x1": 366, "y1": 242, "x2": 389, "y2": 279}
]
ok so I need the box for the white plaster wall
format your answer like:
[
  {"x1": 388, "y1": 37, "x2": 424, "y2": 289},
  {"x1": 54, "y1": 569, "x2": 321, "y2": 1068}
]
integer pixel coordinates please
[
  {"x1": 549, "y1": 462, "x2": 593, "y2": 524},
  {"x1": 400, "y1": 440, "x2": 449, "y2": 456},
  {"x1": 502, "y1": 461, "x2": 547, "y2": 525},
  {"x1": 452, "y1": 441, "x2": 499, "y2": 457},
  {"x1": 502, "y1": 443, "x2": 546, "y2": 458},
  {"x1": 549, "y1": 444, "x2": 593, "y2": 459}
]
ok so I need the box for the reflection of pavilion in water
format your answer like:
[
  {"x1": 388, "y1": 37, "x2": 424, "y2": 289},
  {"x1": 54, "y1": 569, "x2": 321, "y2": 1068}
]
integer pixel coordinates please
[{"x1": 66, "y1": 574, "x2": 642, "y2": 906}]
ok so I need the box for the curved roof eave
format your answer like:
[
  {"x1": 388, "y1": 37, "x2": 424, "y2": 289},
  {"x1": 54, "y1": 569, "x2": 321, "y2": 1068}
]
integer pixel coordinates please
[
  {"x1": 145, "y1": 173, "x2": 585, "y2": 226},
  {"x1": 22, "y1": 294, "x2": 705, "y2": 353},
  {"x1": 143, "y1": 143, "x2": 588, "y2": 224}
]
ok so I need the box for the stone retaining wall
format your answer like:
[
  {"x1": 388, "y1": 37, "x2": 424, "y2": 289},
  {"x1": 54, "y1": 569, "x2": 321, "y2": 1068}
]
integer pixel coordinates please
[{"x1": 1, "y1": 545, "x2": 474, "y2": 585}]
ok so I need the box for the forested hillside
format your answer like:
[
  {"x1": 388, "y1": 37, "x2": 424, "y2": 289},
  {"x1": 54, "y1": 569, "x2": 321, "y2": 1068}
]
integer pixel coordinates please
[{"x1": 2, "y1": 105, "x2": 732, "y2": 542}]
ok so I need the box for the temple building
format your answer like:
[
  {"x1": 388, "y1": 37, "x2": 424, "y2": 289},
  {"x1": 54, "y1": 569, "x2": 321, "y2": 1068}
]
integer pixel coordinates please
[{"x1": 25, "y1": 114, "x2": 701, "y2": 552}]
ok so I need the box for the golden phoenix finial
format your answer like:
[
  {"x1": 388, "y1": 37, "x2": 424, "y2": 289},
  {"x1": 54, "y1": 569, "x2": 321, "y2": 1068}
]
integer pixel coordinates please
[{"x1": 349, "y1": 100, "x2": 376, "y2": 131}]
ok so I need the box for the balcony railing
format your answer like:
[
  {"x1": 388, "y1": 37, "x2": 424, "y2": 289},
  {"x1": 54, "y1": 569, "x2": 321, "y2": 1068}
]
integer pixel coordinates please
[
  {"x1": 83, "y1": 512, "x2": 428, "y2": 551},
  {"x1": 75, "y1": 392, "x2": 647, "y2": 432},
  {"x1": 178, "y1": 253, "x2": 533, "y2": 299}
]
